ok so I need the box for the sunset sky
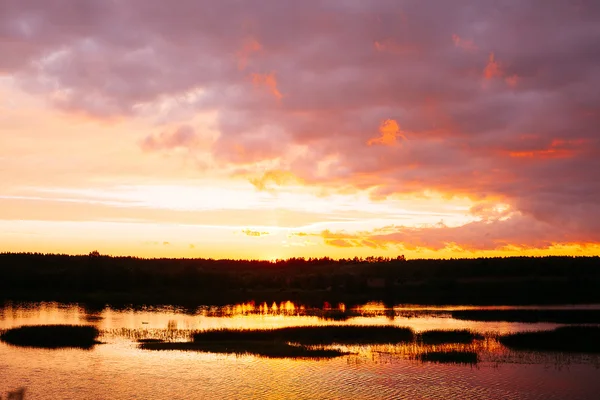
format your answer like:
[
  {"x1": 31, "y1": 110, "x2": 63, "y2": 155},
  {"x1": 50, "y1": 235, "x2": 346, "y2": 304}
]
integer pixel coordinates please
[{"x1": 1, "y1": 0, "x2": 599, "y2": 260}]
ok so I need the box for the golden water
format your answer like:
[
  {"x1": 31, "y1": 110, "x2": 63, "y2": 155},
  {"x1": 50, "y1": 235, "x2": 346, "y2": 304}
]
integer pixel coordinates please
[{"x1": 1, "y1": 302, "x2": 599, "y2": 399}]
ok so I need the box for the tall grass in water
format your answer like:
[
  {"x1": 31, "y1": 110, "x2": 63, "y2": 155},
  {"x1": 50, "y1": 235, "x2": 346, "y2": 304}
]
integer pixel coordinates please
[
  {"x1": 139, "y1": 340, "x2": 350, "y2": 359},
  {"x1": 499, "y1": 326, "x2": 600, "y2": 353},
  {"x1": 141, "y1": 325, "x2": 413, "y2": 359},
  {"x1": 106, "y1": 327, "x2": 192, "y2": 342},
  {"x1": 0, "y1": 325, "x2": 99, "y2": 349},
  {"x1": 141, "y1": 326, "x2": 493, "y2": 359},
  {"x1": 192, "y1": 325, "x2": 415, "y2": 345}
]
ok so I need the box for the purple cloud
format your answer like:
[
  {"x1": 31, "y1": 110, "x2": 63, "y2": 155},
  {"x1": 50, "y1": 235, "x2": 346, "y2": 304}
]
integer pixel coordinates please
[{"x1": 2, "y1": 0, "x2": 600, "y2": 248}]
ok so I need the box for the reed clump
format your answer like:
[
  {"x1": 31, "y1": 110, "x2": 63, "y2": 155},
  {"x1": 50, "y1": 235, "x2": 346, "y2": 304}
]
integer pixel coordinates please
[
  {"x1": 498, "y1": 326, "x2": 600, "y2": 353},
  {"x1": 192, "y1": 325, "x2": 415, "y2": 345},
  {"x1": 0, "y1": 325, "x2": 100, "y2": 349},
  {"x1": 417, "y1": 329, "x2": 483, "y2": 345},
  {"x1": 140, "y1": 325, "x2": 414, "y2": 359},
  {"x1": 140, "y1": 326, "x2": 496, "y2": 359},
  {"x1": 139, "y1": 340, "x2": 350, "y2": 359}
]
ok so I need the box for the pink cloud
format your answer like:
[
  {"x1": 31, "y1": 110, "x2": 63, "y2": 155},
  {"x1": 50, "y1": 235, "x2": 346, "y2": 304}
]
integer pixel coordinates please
[
  {"x1": 452, "y1": 34, "x2": 477, "y2": 52},
  {"x1": 251, "y1": 72, "x2": 283, "y2": 100},
  {"x1": 2, "y1": 0, "x2": 600, "y2": 249},
  {"x1": 505, "y1": 74, "x2": 519, "y2": 87},
  {"x1": 318, "y1": 213, "x2": 600, "y2": 252},
  {"x1": 141, "y1": 125, "x2": 198, "y2": 152},
  {"x1": 237, "y1": 37, "x2": 263, "y2": 71}
]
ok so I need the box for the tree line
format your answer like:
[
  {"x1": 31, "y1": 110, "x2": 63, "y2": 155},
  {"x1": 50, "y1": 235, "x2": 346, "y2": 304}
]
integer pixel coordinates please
[{"x1": 1, "y1": 253, "x2": 598, "y2": 306}]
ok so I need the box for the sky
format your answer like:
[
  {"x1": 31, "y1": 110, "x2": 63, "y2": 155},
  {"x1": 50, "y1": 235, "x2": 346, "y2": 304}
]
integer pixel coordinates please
[{"x1": 1, "y1": 0, "x2": 599, "y2": 260}]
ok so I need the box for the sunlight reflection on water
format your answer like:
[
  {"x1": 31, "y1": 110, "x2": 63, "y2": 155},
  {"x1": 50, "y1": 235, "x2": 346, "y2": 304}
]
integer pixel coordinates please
[
  {"x1": 1, "y1": 300, "x2": 585, "y2": 333},
  {"x1": 1, "y1": 301, "x2": 600, "y2": 399}
]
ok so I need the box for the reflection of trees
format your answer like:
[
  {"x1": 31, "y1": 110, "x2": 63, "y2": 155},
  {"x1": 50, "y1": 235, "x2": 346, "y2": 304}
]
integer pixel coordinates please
[
  {"x1": 81, "y1": 303, "x2": 105, "y2": 323},
  {"x1": 167, "y1": 320, "x2": 178, "y2": 330}
]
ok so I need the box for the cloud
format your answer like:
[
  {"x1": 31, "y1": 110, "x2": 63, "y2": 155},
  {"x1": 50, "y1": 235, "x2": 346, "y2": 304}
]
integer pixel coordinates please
[
  {"x1": 374, "y1": 39, "x2": 417, "y2": 54},
  {"x1": 248, "y1": 170, "x2": 298, "y2": 191},
  {"x1": 251, "y1": 72, "x2": 282, "y2": 100},
  {"x1": 237, "y1": 37, "x2": 263, "y2": 71},
  {"x1": 299, "y1": 229, "x2": 389, "y2": 250},
  {"x1": 3, "y1": 0, "x2": 600, "y2": 251},
  {"x1": 483, "y1": 52, "x2": 503, "y2": 80},
  {"x1": 318, "y1": 212, "x2": 600, "y2": 252},
  {"x1": 452, "y1": 34, "x2": 477, "y2": 52},
  {"x1": 241, "y1": 229, "x2": 270, "y2": 237},
  {"x1": 367, "y1": 119, "x2": 406, "y2": 146},
  {"x1": 504, "y1": 74, "x2": 519, "y2": 87},
  {"x1": 141, "y1": 125, "x2": 198, "y2": 152}
]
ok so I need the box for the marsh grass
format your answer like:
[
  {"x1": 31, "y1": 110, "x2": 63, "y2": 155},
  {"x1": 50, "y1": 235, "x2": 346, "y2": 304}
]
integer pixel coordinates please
[
  {"x1": 137, "y1": 338, "x2": 165, "y2": 343},
  {"x1": 192, "y1": 325, "x2": 415, "y2": 345},
  {"x1": 106, "y1": 327, "x2": 192, "y2": 342},
  {"x1": 452, "y1": 309, "x2": 600, "y2": 324},
  {"x1": 318, "y1": 310, "x2": 354, "y2": 321},
  {"x1": 418, "y1": 350, "x2": 478, "y2": 364},
  {"x1": 0, "y1": 325, "x2": 99, "y2": 349},
  {"x1": 139, "y1": 325, "x2": 412, "y2": 359},
  {"x1": 417, "y1": 329, "x2": 483, "y2": 345},
  {"x1": 139, "y1": 340, "x2": 350, "y2": 359},
  {"x1": 499, "y1": 326, "x2": 600, "y2": 353},
  {"x1": 137, "y1": 326, "x2": 490, "y2": 360}
]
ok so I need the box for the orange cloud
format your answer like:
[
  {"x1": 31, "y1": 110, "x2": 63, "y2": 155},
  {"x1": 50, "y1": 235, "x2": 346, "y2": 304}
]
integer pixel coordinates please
[
  {"x1": 237, "y1": 38, "x2": 262, "y2": 70},
  {"x1": 289, "y1": 232, "x2": 310, "y2": 237},
  {"x1": 508, "y1": 139, "x2": 587, "y2": 159},
  {"x1": 483, "y1": 52, "x2": 503, "y2": 79},
  {"x1": 482, "y1": 53, "x2": 520, "y2": 87},
  {"x1": 327, "y1": 239, "x2": 355, "y2": 248},
  {"x1": 317, "y1": 213, "x2": 600, "y2": 252},
  {"x1": 367, "y1": 119, "x2": 406, "y2": 146},
  {"x1": 242, "y1": 229, "x2": 270, "y2": 237},
  {"x1": 251, "y1": 72, "x2": 283, "y2": 100},
  {"x1": 248, "y1": 170, "x2": 298, "y2": 191},
  {"x1": 452, "y1": 34, "x2": 477, "y2": 51},
  {"x1": 319, "y1": 230, "x2": 388, "y2": 249}
]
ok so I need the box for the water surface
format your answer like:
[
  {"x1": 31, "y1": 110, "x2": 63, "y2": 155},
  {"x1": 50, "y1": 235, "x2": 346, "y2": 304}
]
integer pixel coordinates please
[{"x1": 1, "y1": 302, "x2": 599, "y2": 399}]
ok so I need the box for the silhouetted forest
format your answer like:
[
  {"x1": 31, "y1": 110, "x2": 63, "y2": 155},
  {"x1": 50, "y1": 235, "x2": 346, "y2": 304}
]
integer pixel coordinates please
[{"x1": 1, "y1": 253, "x2": 599, "y2": 306}]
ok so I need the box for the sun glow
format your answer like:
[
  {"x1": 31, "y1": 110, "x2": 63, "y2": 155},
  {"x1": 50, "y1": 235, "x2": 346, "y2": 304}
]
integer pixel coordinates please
[{"x1": 1, "y1": 4, "x2": 597, "y2": 260}]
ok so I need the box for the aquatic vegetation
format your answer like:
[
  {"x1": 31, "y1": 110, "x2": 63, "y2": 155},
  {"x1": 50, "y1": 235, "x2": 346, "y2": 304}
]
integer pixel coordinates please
[
  {"x1": 317, "y1": 310, "x2": 354, "y2": 321},
  {"x1": 137, "y1": 338, "x2": 165, "y2": 343},
  {"x1": 192, "y1": 325, "x2": 415, "y2": 345},
  {"x1": 106, "y1": 327, "x2": 192, "y2": 342},
  {"x1": 452, "y1": 309, "x2": 600, "y2": 324},
  {"x1": 418, "y1": 329, "x2": 483, "y2": 345},
  {"x1": 499, "y1": 326, "x2": 600, "y2": 353},
  {"x1": 139, "y1": 340, "x2": 350, "y2": 359},
  {"x1": 0, "y1": 325, "x2": 100, "y2": 349},
  {"x1": 418, "y1": 350, "x2": 478, "y2": 364},
  {"x1": 140, "y1": 325, "x2": 413, "y2": 359}
]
